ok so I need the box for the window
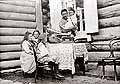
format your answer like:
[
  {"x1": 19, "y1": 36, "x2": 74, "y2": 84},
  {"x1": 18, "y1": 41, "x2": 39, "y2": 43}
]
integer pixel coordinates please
[
  {"x1": 49, "y1": 0, "x2": 98, "y2": 33},
  {"x1": 49, "y1": 0, "x2": 99, "y2": 41}
]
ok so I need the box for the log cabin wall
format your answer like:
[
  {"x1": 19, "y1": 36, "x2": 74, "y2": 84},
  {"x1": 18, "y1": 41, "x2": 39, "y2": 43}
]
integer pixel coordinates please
[
  {"x1": 0, "y1": 0, "x2": 50, "y2": 73},
  {"x1": 73, "y1": 0, "x2": 120, "y2": 73},
  {"x1": 76, "y1": 0, "x2": 120, "y2": 62},
  {"x1": 89, "y1": 0, "x2": 120, "y2": 62},
  {"x1": 0, "y1": 0, "x2": 120, "y2": 73}
]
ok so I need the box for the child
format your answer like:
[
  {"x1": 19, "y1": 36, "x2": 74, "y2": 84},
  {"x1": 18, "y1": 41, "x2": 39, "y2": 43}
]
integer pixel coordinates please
[{"x1": 65, "y1": 7, "x2": 78, "y2": 36}]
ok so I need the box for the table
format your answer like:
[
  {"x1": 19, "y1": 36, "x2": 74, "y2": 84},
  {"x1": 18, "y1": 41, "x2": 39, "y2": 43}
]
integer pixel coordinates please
[{"x1": 47, "y1": 43, "x2": 88, "y2": 74}]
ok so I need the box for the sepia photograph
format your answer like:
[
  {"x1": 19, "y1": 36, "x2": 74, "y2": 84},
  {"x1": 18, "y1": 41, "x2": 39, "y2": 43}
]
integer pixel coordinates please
[{"x1": 0, "y1": 0, "x2": 120, "y2": 84}]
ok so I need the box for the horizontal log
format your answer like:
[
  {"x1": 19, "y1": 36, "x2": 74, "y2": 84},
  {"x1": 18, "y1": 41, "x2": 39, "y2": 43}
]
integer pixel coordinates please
[
  {"x1": 0, "y1": 36, "x2": 23, "y2": 44},
  {"x1": 89, "y1": 40, "x2": 120, "y2": 50},
  {"x1": 0, "y1": 43, "x2": 116, "y2": 52},
  {"x1": 0, "y1": 20, "x2": 36, "y2": 28},
  {"x1": 87, "y1": 43, "x2": 120, "y2": 51},
  {"x1": 0, "y1": 52, "x2": 21, "y2": 61},
  {"x1": 99, "y1": 16, "x2": 120, "y2": 28},
  {"x1": 0, "y1": 0, "x2": 35, "y2": 7},
  {"x1": 0, "y1": 68, "x2": 22, "y2": 73},
  {"x1": 92, "y1": 26, "x2": 120, "y2": 41},
  {"x1": 98, "y1": 4, "x2": 120, "y2": 19},
  {"x1": 0, "y1": 51, "x2": 120, "y2": 66},
  {"x1": 1, "y1": 42, "x2": 119, "y2": 52},
  {"x1": 0, "y1": 3, "x2": 35, "y2": 14},
  {"x1": 0, "y1": 12, "x2": 35, "y2": 21},
  {"x1": 0, "y1": 44, "x2": 21, "y2": 52},
  {"x1": 92, "y1": 35, "x2": 119, "y2": 41},
  {"x1": 92, "y1": 40, "x2": 120, "y2": 45},
  {"x1": 97, "y1": 0, "x2": 120, "y2": 8},
  {"x1": 86, "y1": 39, "x2": 120, "y2": 51},
  {"x1": 88, "y1": 52, "x2": 120, "y2": 61},
  {"x1": 0, "y1": 28, "x2": 35, "y2": 36},
  {"x1": 0, "y1": 60, "x2": 21, "y2": 69},
  {"x1": 88, "y1": 45, "x2": 110, "y2": 51}
]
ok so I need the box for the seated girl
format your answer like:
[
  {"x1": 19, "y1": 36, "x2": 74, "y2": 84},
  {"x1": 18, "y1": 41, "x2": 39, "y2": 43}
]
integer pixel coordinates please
[
  {"x1": 32, "y1": 30, "x2": 65, "y2": 79},
  {"x1": 20, "y1": 31, "x2": 36, "y2": 74}
]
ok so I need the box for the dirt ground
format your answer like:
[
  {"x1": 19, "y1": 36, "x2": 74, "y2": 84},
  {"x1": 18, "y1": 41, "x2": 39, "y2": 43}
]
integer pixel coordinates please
[{"x1": 1, "y1": 70, "x2": 120, "y2": 84}]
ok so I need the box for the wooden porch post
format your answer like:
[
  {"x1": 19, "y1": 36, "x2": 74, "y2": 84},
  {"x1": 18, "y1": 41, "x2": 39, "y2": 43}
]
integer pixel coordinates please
[{"x1": 36, "y1": 0, "x2": 43, "y2": 33}]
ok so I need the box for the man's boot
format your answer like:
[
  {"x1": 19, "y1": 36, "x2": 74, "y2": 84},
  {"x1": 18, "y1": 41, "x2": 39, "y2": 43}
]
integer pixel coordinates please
[{"x1": 53, "y1": 64, "x2": 65, "y2": 80}]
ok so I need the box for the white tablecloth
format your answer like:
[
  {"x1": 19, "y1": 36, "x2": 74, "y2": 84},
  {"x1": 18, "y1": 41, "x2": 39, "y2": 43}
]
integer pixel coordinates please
[{"x1": 47, "y1": 43, "x2": 88, "y2": 74}]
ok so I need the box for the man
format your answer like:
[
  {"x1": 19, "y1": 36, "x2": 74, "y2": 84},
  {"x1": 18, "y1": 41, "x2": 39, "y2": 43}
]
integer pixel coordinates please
[
  {"x1": 59, "y1": 9, "x2": 77, "y2": 36},
  {"x1": 59, "y1": 9, "x2": 69, "y2": 33}
]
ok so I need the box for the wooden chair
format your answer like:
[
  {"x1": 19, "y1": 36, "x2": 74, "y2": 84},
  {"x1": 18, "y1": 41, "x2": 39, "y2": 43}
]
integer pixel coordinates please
[
  {"x1": 32, "y1": 44, "x2": 54, "y2": 83},
  {"x1": 97, "y1": 37, "x2": 120, "y2": 81},
  {"x1": 101, "y1": 57, "x2": 120, "y2": 81}
]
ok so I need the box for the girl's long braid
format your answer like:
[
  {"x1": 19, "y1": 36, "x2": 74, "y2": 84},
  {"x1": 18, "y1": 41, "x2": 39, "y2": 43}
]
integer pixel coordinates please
[{"x1": 30, "y1": 40, "x2": 37, "y2": 62}]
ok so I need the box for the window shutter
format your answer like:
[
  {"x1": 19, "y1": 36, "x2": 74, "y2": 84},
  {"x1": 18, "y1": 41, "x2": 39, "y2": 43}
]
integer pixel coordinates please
[{"x1": 84, "y1": 0, "x2": 99, "y2": 33}]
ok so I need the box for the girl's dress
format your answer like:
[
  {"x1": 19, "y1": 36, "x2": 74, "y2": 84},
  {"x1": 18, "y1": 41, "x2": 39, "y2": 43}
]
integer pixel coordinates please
[{"x1": 20, "y1": 40, "x2": 36, "y2": 73}]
